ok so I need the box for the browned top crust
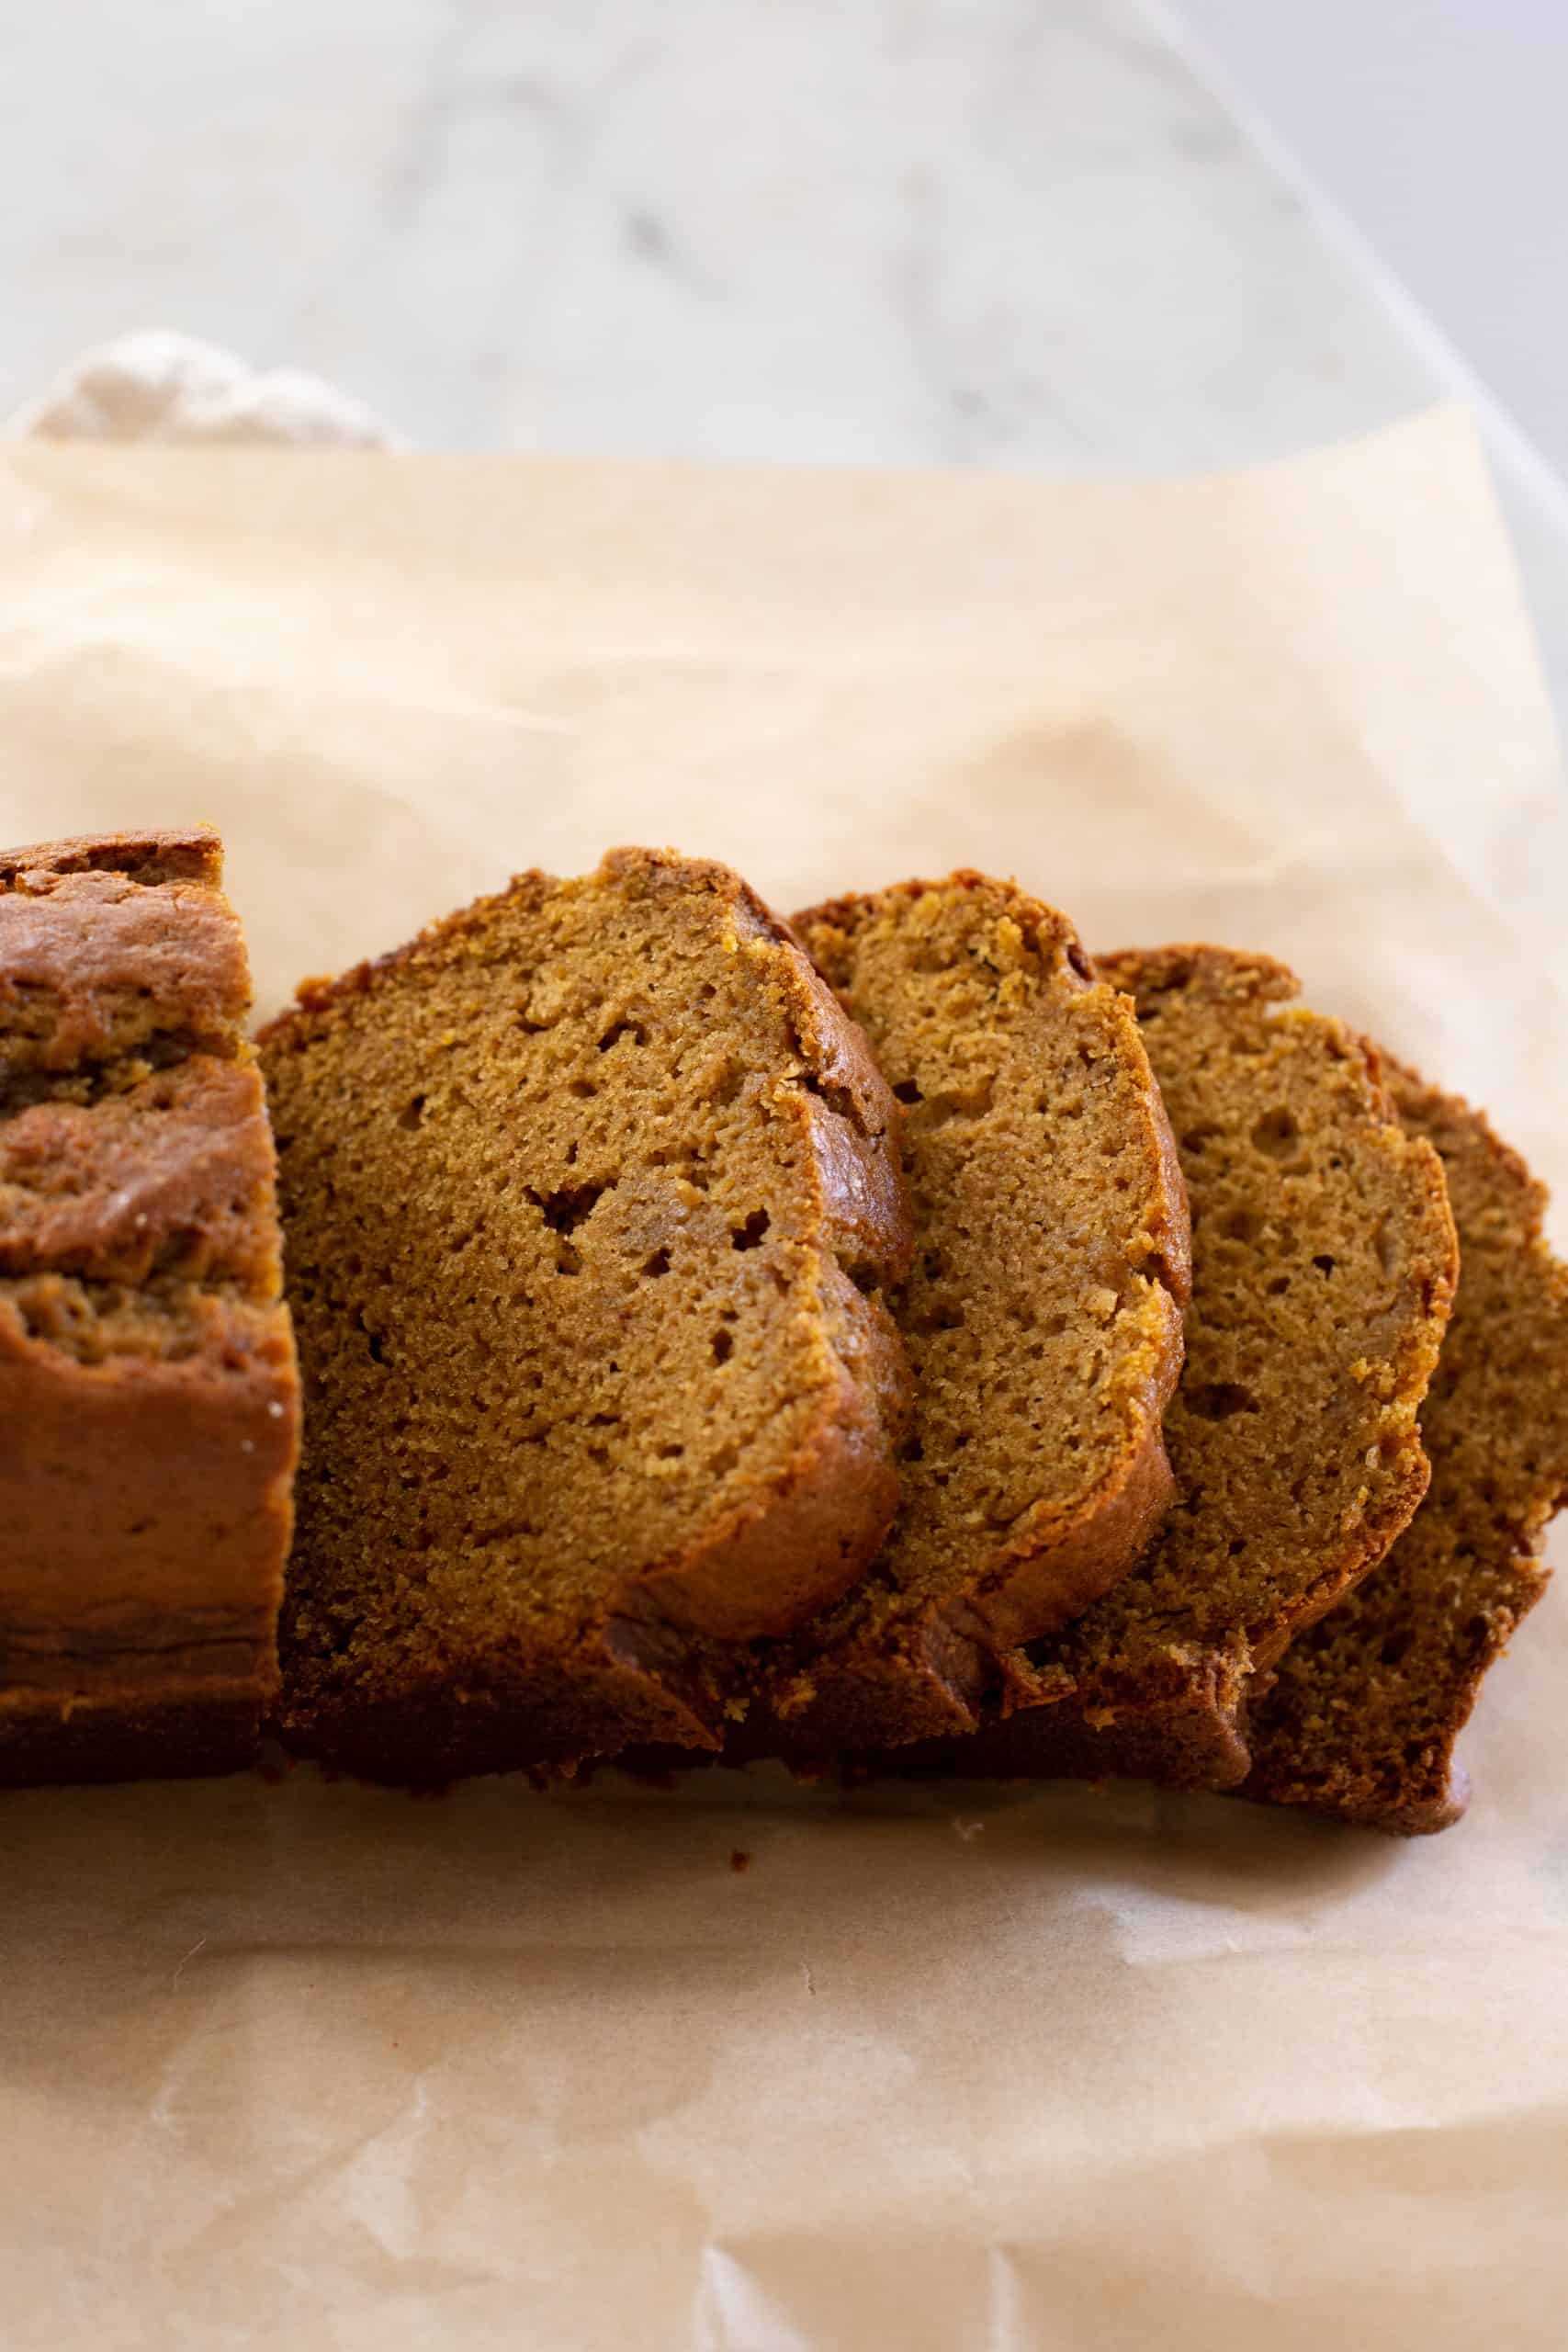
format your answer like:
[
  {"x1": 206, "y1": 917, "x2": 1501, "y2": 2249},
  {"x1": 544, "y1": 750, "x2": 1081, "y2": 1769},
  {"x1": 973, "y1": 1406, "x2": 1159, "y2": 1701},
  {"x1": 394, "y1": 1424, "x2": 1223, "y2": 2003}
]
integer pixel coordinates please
[
  {"x1": 0, "y1": 825, "x2": 247, "y2": 1085},
  {"x1": 265, "y1": 847, "x2": 916, "y2": 1779},
  {"x1": 1244, "y1": 1063, "x2": 1568, "y2": 1833},
  {"x1": 0, "y1": 827, "x2": 223, "y2": 890},
  {"x1": 729, "y1": 873, "x2": 1191, "y2": 1756},
  {"x1": 0, "y1": 1057, "x2": 280, "y2": 1288},
  {"x1": 0, "y1": 827, "x2": 299, "y2": 1774}
]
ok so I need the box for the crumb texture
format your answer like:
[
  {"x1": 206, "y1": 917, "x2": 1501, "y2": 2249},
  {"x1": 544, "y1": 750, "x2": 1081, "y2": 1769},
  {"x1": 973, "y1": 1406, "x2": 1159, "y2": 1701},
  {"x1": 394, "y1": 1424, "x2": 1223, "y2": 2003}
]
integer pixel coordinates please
[
  {"x1": 739, "y1": 874, "x2": 1190, "y2": 1754},
  {"x1": 1244, "y1": 1065, "x2": 1568, "y2": 1832},
  {"x1": 879, "y1": 944, "x2": 1458, "y2": 1789},
  {"x1": 265, "y1": 848, "x2": 913, "y2": 1781}
]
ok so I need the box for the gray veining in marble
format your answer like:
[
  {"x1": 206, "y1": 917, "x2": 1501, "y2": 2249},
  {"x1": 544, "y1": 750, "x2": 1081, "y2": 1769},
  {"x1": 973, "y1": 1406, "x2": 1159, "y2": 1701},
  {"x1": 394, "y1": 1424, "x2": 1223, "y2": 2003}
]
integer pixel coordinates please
[
  {"x1": 0, "y1": 0, "x2": 1438, "y2": 458},
  {"x1": 1, "y1": 0, "x2": 1566, "y2": 718}
]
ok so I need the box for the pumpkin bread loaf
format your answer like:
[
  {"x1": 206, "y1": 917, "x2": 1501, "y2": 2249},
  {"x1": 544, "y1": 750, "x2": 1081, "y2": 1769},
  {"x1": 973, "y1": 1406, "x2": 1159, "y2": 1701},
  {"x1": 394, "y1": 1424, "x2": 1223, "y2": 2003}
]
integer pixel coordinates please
[
  {"x1": 726, "y1": 876, "x2": 1191, "y2": 1758},
  {"x1": 0, "y1": 828, "x2": 299, "y2": 1785},
  {"x1": 1245, "y1": 1065, "x2": 1568, "y2": 1833},
  {"x1": 263, "y1": 849, "x2": 913, "y2": 1784},
  {"x1": 882, "y1": 947, "x2": 1457, "y2": 1790}
]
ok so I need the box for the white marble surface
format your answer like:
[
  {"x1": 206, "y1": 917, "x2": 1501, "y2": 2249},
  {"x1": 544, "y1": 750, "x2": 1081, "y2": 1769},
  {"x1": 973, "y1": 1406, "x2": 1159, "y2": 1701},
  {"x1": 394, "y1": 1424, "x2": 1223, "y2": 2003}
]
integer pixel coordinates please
[{"x1": 3, "y1": 0, "x2": 1566, "y2": 718}]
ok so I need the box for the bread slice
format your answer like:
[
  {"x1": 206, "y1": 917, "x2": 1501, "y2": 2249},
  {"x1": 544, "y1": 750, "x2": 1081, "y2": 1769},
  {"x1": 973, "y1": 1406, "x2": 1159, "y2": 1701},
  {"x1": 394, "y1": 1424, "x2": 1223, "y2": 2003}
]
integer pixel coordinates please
[
  {"x1": 0, "y1": 827, "x2": 299, "y2": 1785},
  {"x1": 719, "y1": 876, "x2": 1190, "y2": 1758},
  {"x1": 1244, "y1": 1064, "x2": 1568, "y2": 1833},
  {"x1": 262, "y1": 848, "x2": 913, "y2": 1783},
  {"x1": 880, "y1": 947, "x2": 1458, "y2": 1790}
]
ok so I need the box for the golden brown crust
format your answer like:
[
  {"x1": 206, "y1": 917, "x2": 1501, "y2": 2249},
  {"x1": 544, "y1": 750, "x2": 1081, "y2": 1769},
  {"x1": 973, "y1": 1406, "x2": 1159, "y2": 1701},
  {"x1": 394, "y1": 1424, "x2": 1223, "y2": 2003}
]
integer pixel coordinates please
[
  {"x1": 0, "y1": 827, "x2": 249, "y2": 1088},
  {"x1": 962, "y1": 1413, "x2": 1179, "y2": 1650},
  {"x1": 0, "y1": 827, "x2": 226, "y2": 890},
  {"x1": 266, "y1": 847, "x2": 914, "y2": 1781},
  {"x1": 0, "y1": 828, "x2": 299, "y2": 1786},
  {"x1": 860, "y1": 943, "x2": 1457, "y2": 1791},
  {"x1": 629, "y1": 1269, "x2": 910, "y2": 1639},
  {"x1": 1243, "y1": 1064, "x2": 1568, "y2": 1834},
  {"x1": 0, "y1": 1057, "x2": 282, "y2": 1287}
]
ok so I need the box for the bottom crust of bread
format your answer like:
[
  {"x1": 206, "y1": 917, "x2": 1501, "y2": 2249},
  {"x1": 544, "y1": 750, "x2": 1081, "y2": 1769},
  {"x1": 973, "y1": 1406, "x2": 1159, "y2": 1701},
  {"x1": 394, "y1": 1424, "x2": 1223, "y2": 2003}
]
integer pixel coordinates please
[
  {"x1": 277, "y1": 1616, "x2": 741, "y2": 1787},
  {"x1": 854, "y1": 1671, "x2": 1255, "y2": 1793},
  {"x1": 0, "y1": 1684, "x2": 266, "y2": 1787}
]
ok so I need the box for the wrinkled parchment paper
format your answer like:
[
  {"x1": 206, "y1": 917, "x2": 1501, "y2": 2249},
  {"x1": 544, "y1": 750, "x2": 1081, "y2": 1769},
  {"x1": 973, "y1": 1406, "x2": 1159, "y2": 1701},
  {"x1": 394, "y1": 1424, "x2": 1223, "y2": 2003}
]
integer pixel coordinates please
[{"x1": 3, "y1": 410, "x2": 1566, "y2": 2351}]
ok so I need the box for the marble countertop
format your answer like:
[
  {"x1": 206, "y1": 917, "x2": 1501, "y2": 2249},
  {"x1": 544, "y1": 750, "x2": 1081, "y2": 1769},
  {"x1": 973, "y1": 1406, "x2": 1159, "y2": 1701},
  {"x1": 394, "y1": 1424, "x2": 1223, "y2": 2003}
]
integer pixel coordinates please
[{"x1": 4, "y1": 0, "x2": 1566, "y2": 725}]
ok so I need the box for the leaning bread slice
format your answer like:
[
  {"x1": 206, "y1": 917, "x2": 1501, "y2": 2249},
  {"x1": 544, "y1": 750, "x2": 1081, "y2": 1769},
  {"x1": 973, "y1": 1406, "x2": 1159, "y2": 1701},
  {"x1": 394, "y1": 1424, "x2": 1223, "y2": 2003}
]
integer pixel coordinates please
[
  {"x1": 0, "y1": 827, "x2": 299, "y2": 1786},
  {"x1": 882, "y1": 947, "x2": 1457, "y2": 1790},
  {"x1": 727, "y1": 875, "x2": 1190, "y2": 1758},
  {"x1": 262, "y1": 848, "x2": 912, "y2": 1783},
  {"x1": 1244, "y1": 1064, "x2": 1568, "y2": 1833}
]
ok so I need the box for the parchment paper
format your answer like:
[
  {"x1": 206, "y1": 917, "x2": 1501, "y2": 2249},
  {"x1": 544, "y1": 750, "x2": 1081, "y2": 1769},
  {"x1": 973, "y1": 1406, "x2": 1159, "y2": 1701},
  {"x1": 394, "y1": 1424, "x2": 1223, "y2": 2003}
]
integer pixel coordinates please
[{"x1": 2, "y1": 409, "x2": 1566, "y2": 2351}]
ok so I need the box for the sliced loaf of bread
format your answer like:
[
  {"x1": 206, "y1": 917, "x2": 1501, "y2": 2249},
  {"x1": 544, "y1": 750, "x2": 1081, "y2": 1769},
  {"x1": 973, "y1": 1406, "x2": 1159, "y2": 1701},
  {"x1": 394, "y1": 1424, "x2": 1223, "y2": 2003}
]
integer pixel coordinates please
[
  {"x1": 1244, "y1": 1064, "x2": 1568, "y2": 1832},
  {"x1": 263, "y1": 848, "x2": 913, "y2": 1783},
  {"x1": 878, "y1": 946, "x2": 1458, "y2": 1790},
  {"x1": 729, "y1": 876, "x2": 1190, "y2": 1756}
]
